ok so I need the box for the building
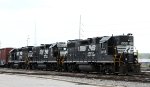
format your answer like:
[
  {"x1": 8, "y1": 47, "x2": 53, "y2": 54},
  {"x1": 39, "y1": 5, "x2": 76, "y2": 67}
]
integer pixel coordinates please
[{"x1": 138, "y1": 59, "x2": 150, "y2": 71}]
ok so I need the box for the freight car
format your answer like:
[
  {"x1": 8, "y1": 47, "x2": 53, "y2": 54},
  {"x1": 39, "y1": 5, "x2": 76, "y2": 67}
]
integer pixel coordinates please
[
  {"x1": 0, "y1": 48, "x2": 13, "y2": 67},
  {"x1": 6, "y1": 33, "x2": 140, "y2": 74}
]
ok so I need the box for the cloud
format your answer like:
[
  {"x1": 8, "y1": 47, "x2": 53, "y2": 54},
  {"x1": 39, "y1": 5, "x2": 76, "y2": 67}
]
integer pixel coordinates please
[
  {"x1": 0, "y1": 0, "x2": 150, "y2": 53},
  {"x1": 0, "y1": 0, "x2": 41, "y2": 10}
]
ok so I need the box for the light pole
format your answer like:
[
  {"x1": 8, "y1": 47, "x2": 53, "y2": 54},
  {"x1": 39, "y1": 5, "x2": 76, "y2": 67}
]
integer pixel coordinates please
[{"x1": 27, "y1": 35, "x2": 30, "y2": 46}]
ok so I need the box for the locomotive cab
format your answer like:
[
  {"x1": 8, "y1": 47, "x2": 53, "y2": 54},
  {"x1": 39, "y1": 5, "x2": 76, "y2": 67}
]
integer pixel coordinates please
[
  {"x1": 51, "y1": 42, "x2": 67, "y2": 58},
  {"x1": 114, "y1": 33, "x2": 140, "y2": 74},
  {"x1": 49, "y1": 42, "x2": 67, "y2": 71}
]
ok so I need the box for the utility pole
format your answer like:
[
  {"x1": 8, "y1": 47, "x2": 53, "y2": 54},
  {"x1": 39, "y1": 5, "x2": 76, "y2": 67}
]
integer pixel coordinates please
[
  {"x1": 78, "y1": 15, "x2": 82, "y2": 52},
  {"x1": 79, "y1": 15, "x2": 81, "y2": 40},
  {"x1": 27, "y1": 35, "x2": 30, "y2": 46},
  {"x1": 34, "y1": 21, "x2": 37, "y2": 46}
]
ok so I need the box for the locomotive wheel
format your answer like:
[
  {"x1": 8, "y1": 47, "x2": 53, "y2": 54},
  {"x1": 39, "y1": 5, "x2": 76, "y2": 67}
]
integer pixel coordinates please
[
  {"x1": 20, "y1": 63, "x2": 26, "y2": 69},
  {"x1": 68, "y1": 64, "x2": 74, "y2": 72},
  {"x1": 67, "y1": 64, "x2": 79, "y2": 72}
]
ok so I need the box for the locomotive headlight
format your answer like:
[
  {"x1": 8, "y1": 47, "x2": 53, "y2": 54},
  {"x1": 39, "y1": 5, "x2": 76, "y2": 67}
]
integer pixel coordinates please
[{"x1": 128, "y1": 39, "x2": 131, "y2": 42}]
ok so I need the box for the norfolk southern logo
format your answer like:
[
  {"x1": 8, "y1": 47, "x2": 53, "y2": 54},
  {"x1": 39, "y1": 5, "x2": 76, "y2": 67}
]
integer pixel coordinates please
[
  {"x1": 44, "y1": 49, "x2": 48, "y2": 58},
  {"x1": 87, "y1": 45, "x2": 96, "y2": 56},
  {"x1": 88, "y1": 45, "x2": 96, "y2": 51},
  {"x1": 39, "y1": 49, "x2": 49, "y2": 58},
  {"x1": 17, "y1": 52, "x2": 22, "y2": 60}
]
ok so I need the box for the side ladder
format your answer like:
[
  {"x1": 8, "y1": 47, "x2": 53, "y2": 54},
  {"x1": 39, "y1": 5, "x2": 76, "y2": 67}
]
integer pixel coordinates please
[{"x1": 113, "y1": 47, "x2": 123, "y2": 73}]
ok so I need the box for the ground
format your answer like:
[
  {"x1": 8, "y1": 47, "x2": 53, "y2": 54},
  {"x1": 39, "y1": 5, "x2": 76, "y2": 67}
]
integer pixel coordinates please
[{"x1": 0, "y1": 74, "x2": 112, "y2": 87}]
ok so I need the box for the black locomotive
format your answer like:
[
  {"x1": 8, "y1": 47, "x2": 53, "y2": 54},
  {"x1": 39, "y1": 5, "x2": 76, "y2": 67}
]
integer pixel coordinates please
[{"x1": 7, "y1": 33, "x2": 140, "y2": 74}]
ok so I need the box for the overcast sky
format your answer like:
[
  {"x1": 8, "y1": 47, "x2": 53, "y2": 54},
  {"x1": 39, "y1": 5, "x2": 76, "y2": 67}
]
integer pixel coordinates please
[{"x1": 0, "y1": 0, "x2": 150, "y2": 53}]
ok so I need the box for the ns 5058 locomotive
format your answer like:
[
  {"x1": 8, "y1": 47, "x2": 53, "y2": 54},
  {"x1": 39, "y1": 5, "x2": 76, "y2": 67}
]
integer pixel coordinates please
[{"x1": 6, "y1": 33, "x2": 140, "y2": 74}]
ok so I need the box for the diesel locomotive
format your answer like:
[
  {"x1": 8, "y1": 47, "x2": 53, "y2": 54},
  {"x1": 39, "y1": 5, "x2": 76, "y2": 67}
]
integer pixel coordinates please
[
  {"x1": 2, "y1": 33, "x2": 140, "y2": 74},
  {"x1": 66, "y1": 33, "x2": 140, "y2": 74}
]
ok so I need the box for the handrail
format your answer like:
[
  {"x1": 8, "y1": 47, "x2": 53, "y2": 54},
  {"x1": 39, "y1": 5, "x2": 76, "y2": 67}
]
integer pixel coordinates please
[{"x1": 113, "y1": 46, "x2": 123, "y2": 66}]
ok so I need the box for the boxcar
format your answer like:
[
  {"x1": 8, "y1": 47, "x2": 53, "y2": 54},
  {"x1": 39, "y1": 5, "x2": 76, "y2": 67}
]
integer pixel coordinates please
[{"x1": 0, "y1": 48, "x2": 13, "y2": 66}]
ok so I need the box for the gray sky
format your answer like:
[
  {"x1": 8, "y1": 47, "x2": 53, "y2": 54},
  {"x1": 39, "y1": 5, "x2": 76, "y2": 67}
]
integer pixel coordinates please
[{"x1": 0, "y1": 0, "x2": 150, "y2": 53}]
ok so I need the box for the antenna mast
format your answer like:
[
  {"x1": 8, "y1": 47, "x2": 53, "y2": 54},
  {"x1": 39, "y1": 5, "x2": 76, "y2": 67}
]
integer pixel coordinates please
[
  {"x1": 27, "y1": 35, "x2": 30, "y2": 46},
  {"x1": 34, "y1": 21, "x2": 37, "y2": 46},
  {"x1": 79, "y1": 15, "x2": 81, "y2": 40}
]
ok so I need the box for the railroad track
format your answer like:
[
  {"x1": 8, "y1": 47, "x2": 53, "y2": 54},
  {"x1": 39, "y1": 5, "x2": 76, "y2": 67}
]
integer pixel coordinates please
[{"x1": 0, "y1": 68, "x2": 150, "y2": 83}]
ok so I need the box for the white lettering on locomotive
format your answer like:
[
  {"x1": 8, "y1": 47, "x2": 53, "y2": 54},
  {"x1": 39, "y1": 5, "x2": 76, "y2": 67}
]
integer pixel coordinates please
[
  {"x1": 17, "y1": 52, "x2": 19, "y2": 56},
  {"x1": 28, "y1": 51, "x2": 33, "y2": 57},
  {"x1": 121, "y1": 42, "x2": 128, "y2": 45},
  {"x1": 101, "y1": 50, "x2": 106, "y2": 54},
  {"x1": 44, "y1": 49, "x2": 48, "y2": 54},
  {"x1": 43, "y1": 49, "x2": 49, "y2": 58},
  {"x1": 88, "y1": 45, "x2": 96, "y2": 51},
  {"x1": 79, "y1": 46, "x2": 86, "y2": 51},
  {"x1": 39, "y1": 49, "x2": 44, "y2": 55},
  {"x1": 87, "y1": 52, "x2": 95, "y2": 56}
]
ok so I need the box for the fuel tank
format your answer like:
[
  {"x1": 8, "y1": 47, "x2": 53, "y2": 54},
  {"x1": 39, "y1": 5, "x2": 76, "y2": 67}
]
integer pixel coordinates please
[
  {"x1": 37, "y1": 63, "x2": 46, "y2": 69},
  {"x1": 78, "y1": 64, "x2": 95, "y2": 72}
]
